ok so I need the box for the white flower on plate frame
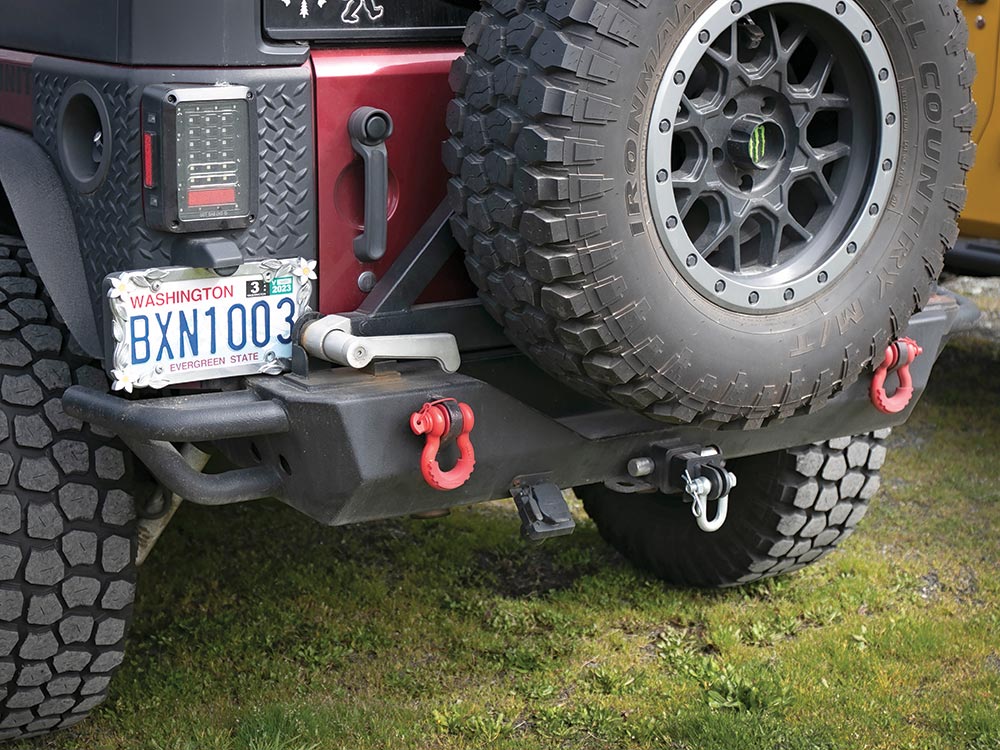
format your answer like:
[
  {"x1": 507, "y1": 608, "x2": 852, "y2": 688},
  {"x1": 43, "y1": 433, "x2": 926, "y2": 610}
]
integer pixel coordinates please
[
  {"x1": 107, "y1": 274, "x2": 133, "y2": 300},
  {"x1": 111, "y1": 367, "x2": 136, "y2": 394},
  {"x1": 292, "y1": 258, "x2": 318, "y2": 282}
]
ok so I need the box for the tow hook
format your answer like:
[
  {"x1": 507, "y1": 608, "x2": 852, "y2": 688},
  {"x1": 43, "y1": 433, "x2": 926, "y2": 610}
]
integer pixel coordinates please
[
  {"x1": 870, "y1": 337, "x2": 923, "y2": 414},
  {"x1": 623, "y1": 446, "x2": 736, "y2": 533},
  {"x1": 409, "y1": 398, "x2": 476, "y2": 491}
]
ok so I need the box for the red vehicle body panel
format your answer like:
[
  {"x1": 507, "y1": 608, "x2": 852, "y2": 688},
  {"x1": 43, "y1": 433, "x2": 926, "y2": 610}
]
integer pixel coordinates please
[
  {"x1": 311, "y1": 47, "x2": 473, "y2": 314},
  {"x1": 0, "y1": 50, "x2": 35, "y2": 131}
]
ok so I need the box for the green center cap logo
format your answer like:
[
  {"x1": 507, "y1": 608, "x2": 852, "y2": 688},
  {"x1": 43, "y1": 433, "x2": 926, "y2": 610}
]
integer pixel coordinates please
[{"x1": 749, "y1": 123, "x2": 767, "y2": 166}]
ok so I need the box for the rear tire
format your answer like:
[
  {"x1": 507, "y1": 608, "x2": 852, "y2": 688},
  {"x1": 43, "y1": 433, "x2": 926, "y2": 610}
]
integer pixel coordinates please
[
  {"x1": 0, "y1": 237, "x2": 137, "y2": 739},
  {"x1": 579, "y1": 432, "x2": 889, "y2": 587}
]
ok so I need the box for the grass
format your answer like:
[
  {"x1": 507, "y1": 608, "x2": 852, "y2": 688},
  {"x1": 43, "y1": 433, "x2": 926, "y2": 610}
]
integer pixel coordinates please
[{"x1": 18, "y1": 292, "x2": 1000, "y2": 750}]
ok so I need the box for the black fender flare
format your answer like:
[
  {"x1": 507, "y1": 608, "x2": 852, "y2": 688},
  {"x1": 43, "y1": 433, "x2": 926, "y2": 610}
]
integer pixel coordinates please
[{"x1": 0, "y1": 126, "x2": 101, "y2": 358}]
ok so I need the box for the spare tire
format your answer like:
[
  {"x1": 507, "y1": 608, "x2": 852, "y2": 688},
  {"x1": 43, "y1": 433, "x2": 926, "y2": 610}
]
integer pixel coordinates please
[{"x1": 445, "y1": 0, "x2": 974, "y2": 425}]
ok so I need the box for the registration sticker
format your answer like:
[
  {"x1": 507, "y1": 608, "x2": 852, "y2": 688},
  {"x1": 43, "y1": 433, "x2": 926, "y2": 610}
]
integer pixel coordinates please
[{"x1": 104, "y1": 258, "x2": 315, "y2": 391}]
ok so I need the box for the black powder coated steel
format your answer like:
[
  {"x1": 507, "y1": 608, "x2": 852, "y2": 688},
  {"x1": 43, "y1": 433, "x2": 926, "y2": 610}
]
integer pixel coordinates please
[
  {"x1": 0, "y1": 0, "x2": 308, "y2": 67},
  {"x1": 62, "y1": 290, "x2": 975, "y2": 526},
  {"x1": 29, "y1": 58, "x2": 316, "y2": 349}
]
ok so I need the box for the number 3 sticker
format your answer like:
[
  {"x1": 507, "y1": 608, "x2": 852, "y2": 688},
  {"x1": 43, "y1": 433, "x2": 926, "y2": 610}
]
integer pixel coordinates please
[{"x1": 246, "y1": 279, "x2": 268, "y2": 298}]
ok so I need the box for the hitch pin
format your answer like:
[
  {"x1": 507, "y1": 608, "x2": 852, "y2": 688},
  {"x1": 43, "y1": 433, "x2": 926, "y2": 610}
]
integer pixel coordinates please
[{"x1": 682, "y1": 469, "x2": 733, "y2": 534}]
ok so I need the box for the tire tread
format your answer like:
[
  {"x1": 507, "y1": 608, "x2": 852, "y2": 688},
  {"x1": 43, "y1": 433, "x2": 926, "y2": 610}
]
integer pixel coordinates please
[
  {"x1": 0, "y1": 236, "x2": 136, "y2": 740},
  {"x1": 447, "y1": 0, "x2": 974, "y2": 426},
  {"x1": 579, "y1": 432, "x2": 888, "y2": 587}
]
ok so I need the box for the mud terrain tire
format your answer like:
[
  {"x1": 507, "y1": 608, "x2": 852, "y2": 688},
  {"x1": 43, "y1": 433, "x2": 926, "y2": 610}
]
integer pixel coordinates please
[
  {"x1": 0, "y1": 236, "x2": 137, "y2": 739},
  {"x1": 446, "y1": 0, "x2": 974, "y2": 426},
  {"x1": 579, "y1": 431, "x2": 889, "y2": 587}
]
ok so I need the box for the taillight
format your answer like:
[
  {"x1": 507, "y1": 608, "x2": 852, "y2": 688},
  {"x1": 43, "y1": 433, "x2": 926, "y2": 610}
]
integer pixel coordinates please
[
  {"x1": 142, "y1": 131, "x2": 155, "y2": 189},
  {"x1": 140, "y1": 85, "x2": 258, "y2": 233}
]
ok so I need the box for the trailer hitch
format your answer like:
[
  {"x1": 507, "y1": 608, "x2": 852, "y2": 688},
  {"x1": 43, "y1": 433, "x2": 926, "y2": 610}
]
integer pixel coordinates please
[
  {"x1": 621, "y1": 445, "x2": 737, "y2": 533},
  {"x1": 681, "y1": 466, "x2": 734, "y2": 532}
]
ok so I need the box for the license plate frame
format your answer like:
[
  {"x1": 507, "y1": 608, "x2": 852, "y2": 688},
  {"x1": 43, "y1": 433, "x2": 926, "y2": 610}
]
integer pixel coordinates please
[{"x1": 104, "y1": 258, "x2": 314, "y2": 391}]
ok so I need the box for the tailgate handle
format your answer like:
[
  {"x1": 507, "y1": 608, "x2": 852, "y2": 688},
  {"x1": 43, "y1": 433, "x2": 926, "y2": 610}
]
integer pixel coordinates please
[
  {"x1": 348, "y1": 107, "x2": 394, "y2": 264},
  {"x1": 300, "y1": 314, "x2": 461, "y2": 373}
]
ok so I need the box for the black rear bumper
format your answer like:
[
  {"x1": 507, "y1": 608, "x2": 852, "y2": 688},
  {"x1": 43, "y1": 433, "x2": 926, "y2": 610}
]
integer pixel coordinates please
[
  {"x1": 62, "y1": 290, "x2": 978, "y2": 526},
  {"x1": 947, "y1": 237, "x2": 1000, "y2": 276}
]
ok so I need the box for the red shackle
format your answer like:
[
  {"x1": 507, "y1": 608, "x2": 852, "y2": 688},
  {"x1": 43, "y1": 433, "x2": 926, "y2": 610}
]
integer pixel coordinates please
[
  {"x1": 870, "y1": 337, "x2": 923, "y2": 414},
  {"x1": 409, "y1": 399, "x2": 476, "y2": 491}
]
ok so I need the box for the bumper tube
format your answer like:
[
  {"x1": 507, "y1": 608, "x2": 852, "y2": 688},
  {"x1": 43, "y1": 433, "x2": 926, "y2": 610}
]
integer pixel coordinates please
[
  {"x1": 127, "y1": 439, "x2": 283, "y2": 505},
  {"x1": 63, "y1": 388, "x2": 289, "y2": 442},
  {"x1": 62, "y1": 290, "x2": 978, "y2": 524}
]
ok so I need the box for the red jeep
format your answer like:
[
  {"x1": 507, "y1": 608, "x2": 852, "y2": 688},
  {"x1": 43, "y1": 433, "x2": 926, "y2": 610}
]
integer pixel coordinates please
[{"x1": 0, "y1": 0, "x2": 977, "y2": 739}]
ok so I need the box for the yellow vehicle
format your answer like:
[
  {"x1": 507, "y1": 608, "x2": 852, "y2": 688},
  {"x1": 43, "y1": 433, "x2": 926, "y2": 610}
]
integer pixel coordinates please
[{"x1": 958, "y1": 0, "x2": 1000, "y2": 271}]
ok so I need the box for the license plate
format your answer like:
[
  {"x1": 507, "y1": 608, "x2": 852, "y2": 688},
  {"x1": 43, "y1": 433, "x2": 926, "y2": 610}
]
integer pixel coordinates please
[{"x1": 104, "y1": 258, "x2": 315, "y2": 391}]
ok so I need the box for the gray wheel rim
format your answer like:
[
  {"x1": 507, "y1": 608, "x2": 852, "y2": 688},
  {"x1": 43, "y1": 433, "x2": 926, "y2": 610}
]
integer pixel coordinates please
[{"x1": 646, "y1": 0, "x2": 901, "y2": 313}]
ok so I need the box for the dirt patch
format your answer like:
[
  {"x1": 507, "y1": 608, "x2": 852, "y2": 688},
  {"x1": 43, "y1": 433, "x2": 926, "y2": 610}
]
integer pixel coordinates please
[
  {"x1": 919, "y1": 570, "x2": 942, "y2": 600},
  {"x1": 470, "y1": 545, "x2": 614, "y2": 598},
  {"x1": 916, "y1": 565, "x2": 984, "y2": 605},
  {"x1": 955, "y1": 565, "x2": 980, "y2": 602},
  {"x1": 987, "y1": 653, "x2": 1000, "y2": 675}
]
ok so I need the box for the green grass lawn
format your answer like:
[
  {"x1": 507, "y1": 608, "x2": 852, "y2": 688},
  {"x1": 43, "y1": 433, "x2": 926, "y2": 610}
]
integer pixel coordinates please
[{"x1": 19, "y1": 298, "x2": 1000, "y2": 750}]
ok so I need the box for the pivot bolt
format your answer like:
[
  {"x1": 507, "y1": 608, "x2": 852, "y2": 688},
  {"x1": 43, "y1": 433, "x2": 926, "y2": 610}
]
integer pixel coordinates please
[
  {"x1": 628, "y1": 457, "x2": 655, "y2": 478},
  {"x1": 348, "y1": 106, "x2": 394, "y2": 147},
  {"x1": 357, "y1": 270, "x2": 377, "y2": 293},
  {"x1": 364, "y1": 112, "x2": 391, "y2": 142}
]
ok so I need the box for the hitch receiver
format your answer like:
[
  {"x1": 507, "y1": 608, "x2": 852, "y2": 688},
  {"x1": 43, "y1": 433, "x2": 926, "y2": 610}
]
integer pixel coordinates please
[{"x1": 621, "y1": 445, "x2": 737, "y2": 533}]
